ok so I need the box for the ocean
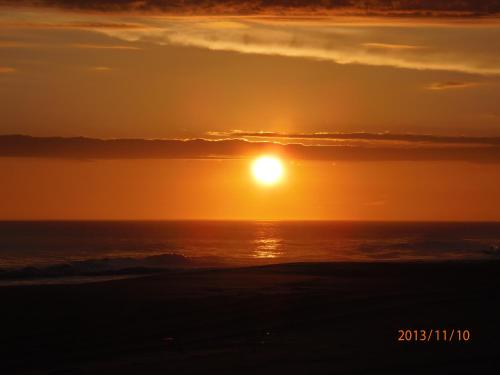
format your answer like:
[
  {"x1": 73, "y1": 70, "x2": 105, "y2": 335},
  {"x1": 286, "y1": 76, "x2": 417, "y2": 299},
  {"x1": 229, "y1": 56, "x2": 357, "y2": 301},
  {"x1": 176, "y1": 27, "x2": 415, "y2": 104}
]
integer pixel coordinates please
[{"x1": 1, "y1": 221, "x2": 499, "y2": 282}]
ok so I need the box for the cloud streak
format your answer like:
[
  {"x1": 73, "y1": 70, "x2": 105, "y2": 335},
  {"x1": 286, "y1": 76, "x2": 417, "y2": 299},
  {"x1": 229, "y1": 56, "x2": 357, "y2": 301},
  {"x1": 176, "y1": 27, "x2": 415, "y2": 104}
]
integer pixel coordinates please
[
  {"x1": 362, "y1": 43, "x2": 424, "y2": 50},
  {"x1": 95, "y1": 18, "x2": 500, "y2": 75},
  {"x1": 0, "y1": 21, "x2": 145, "y2": 29},
  {"x1": 69, "y1": 43, "x2": 141, "y2": 50},
  {"x1": 88, "y1": 66, "x2": 112, "y2": 71},
  {"x1": 2, "y1": 135, "x2": 500, "y2": 163},
  {"x1": 220, "y1": 131, "x2": 500, "y2": 145},
  {"x1": 1, "y1": 1, "x2": 499, "y2": 17},
  {"x1": 0, "y1": 66, "x2": 16, "y2": 73},
  {"x1": 425, "y1": 81, "x2": 481, "y2": 90},
  {"x1": 2, "y1": 7, "x2": 499, "y2": 75}
]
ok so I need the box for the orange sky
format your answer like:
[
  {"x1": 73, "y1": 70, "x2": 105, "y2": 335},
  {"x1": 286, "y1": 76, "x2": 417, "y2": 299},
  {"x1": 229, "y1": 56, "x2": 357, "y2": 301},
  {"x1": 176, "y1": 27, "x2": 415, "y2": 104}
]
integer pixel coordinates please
[
  {"x1": 1, "y1": 157, "x2": 499, "y2": 221},
  {"x1": 0, "y1": 4, "x2": 499, "y2": 220}
]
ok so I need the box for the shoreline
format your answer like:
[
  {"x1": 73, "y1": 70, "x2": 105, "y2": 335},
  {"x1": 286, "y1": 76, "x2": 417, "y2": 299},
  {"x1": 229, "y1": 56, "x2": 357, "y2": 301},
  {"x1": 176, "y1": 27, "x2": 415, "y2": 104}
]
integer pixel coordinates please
[
  {"x1": 1, "y1": 258, "x2": 499, "y2": 286},
  {"x1": 2, "y1": 261, "x2": 499, "y2": 373}
]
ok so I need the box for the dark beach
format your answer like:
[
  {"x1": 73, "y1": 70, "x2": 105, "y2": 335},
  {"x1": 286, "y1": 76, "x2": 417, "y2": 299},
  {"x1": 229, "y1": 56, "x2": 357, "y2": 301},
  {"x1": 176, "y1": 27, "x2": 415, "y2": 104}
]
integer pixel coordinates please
[{"x1": 2, "y1": 261, "x2": 500, "y2": 374}]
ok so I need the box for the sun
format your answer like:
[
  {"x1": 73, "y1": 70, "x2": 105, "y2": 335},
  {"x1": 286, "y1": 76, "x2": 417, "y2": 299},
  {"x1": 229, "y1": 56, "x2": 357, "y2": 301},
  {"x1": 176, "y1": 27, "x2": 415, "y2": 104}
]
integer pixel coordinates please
[{"x1": 251, "y1": 156, "x2": 284, "y2": 185}]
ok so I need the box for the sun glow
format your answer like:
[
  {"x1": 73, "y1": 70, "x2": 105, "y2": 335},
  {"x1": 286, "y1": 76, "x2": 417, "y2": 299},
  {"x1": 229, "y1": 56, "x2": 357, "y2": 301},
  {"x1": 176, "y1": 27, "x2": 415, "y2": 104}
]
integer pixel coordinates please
[{"x1": 251, "y1": 156, "x2": 284, "y2": 185}]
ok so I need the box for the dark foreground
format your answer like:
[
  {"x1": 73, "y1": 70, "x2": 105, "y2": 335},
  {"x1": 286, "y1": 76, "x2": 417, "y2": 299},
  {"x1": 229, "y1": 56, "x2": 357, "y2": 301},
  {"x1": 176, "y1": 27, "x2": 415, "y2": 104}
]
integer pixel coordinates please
[{"x1": 2, "y1": 262, "x2": 500, "y2": 374}]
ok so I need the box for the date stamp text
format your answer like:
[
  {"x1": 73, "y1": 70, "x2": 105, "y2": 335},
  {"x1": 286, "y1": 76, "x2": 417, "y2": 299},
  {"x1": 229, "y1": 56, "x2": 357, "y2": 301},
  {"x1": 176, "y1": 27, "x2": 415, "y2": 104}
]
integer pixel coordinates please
[{"x1": 397, "y1": 329, "x2": 471, "y2": 343}]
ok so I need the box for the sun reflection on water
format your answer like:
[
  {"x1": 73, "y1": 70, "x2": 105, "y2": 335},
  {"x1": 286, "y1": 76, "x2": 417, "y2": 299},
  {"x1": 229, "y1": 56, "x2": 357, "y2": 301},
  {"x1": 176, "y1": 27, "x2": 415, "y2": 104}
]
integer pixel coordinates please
[{"x1": 252, "y1": 224, "x2": 283, "y2": 259}]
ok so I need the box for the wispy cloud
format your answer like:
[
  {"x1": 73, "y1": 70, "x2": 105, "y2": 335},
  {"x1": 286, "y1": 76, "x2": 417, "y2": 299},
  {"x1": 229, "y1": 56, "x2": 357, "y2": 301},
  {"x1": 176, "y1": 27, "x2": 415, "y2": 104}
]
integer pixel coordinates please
[
  {"x1": 2, "y1": 135, "x2": 500, "y2": 163},
  {"x1": 0, "y1": 21, "x2": 145, "y2": 30},
  {"x1": 0, "y1": 66, "x2": 16, "y2": 73},
  {"x1": 0, "y1": 40, "x2": 34, "y2": 48},
  {"x1": 1, "y1": 1, "x2": 499, "y2": 17},
  {"x1": 362, "y1": 43, "x2": 424, "y2": 50},
  {"x1": 95, "y1": 18, "x2": 500, "y2": 76},
  {"x1": 88, "y1": 66, "x2": 112, "y2": 72},
  {"x1": 1, "y1": 7, "x2": 499, "y2": 75},
  {"x1": 69, "y1": 43, "x2": 141, "y2": 50},
  {"x1": 212, "y1": 131, "x2": 500, "y2": 146},
  {"x1": 425, "y1": 81, "x2": 481, "y2": 90},
  {"x1": 0, "y1": 40, "x2": 141, "y2": 50}
]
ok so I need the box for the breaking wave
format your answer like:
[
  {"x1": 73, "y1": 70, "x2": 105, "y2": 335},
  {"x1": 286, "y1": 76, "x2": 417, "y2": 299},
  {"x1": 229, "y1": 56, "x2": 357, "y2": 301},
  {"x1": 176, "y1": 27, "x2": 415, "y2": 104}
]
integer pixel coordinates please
[{"x1": 0, "y1": 253, "x2": 228, "y2": 281}]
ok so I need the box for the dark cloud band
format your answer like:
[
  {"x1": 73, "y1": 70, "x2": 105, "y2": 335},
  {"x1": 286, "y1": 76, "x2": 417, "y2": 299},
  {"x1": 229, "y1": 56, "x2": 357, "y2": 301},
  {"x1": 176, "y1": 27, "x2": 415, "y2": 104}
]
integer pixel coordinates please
[
  {"x1": 2, "y1": 135, "x2": 500, "y2": 163},
  {"x1": 1, "y1": 1, "x2": 499, "y2": 16},
  {"x1": 225, "y1": 132, "x2": 500, "y2": 146}
]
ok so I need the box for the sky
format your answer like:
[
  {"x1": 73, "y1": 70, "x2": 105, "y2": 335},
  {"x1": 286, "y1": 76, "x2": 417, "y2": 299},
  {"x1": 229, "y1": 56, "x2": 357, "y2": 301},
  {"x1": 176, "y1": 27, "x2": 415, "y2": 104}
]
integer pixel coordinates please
[{"x1": 0, "y1": 1, "x2": 500, "y2": 220}]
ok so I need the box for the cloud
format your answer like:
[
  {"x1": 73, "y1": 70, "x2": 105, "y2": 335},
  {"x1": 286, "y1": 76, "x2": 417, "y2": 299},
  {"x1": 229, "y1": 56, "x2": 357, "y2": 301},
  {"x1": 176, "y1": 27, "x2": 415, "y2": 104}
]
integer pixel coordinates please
[
  {"x1": 218, "y1": 131, "x2": 500, "y2": 145},
  {"x1": 362, "y1": 43, "x2": 424, "y2": 50},
  {"x1": 0, "y1": 41, "x2": 35, "y2": 48},
  {"x1": 88, "y1": 66, "x2": 112, "y2": 71},
  {"x1": 2, "y1": 135, "x2": 500, "y2": 163},
  {"x1": 70, "y1": 43, "x2": 141, "y2": 50},
  {"x1": 425, "y1": 81, "x2": 481, "y2": 90},
  {"x1": 0, "y1": 66, "x2": 16, "y2": 73},
  {"x1": 0, "y1": 21, "x2": 145, "y2": 30},
  {"x1": 94, "y1": 18, "x2": 500, "y2": 75},
  {"x1": 1, "y1": 1, "x2": 499, "y2": 17},
  {"x1": 1, "y1": 8, "x2": 499, "y2": 75},
  {"x1": 199, "y1": 21, "x2": 250, "y2": 30},
  {"x1": 0, "y1": 40, "x2": 140, "y2": 50}
]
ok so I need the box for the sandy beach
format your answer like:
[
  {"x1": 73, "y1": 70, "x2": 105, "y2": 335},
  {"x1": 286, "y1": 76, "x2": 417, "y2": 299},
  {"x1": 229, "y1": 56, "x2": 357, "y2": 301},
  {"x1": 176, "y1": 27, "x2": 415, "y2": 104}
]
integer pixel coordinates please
[{"x1": 2, "y1": 261, "x2": 500, "y2": 374}]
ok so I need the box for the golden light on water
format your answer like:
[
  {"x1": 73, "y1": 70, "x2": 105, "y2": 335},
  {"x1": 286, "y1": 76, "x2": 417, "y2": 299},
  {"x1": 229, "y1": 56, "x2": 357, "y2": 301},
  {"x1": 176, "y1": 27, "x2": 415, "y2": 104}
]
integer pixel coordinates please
[
  {"x1": 251, "y1": 156, "x2": 284, "y2": 185},
  {"x1": 253, "y1": 238, "x2": 283, "y2": 258}
]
